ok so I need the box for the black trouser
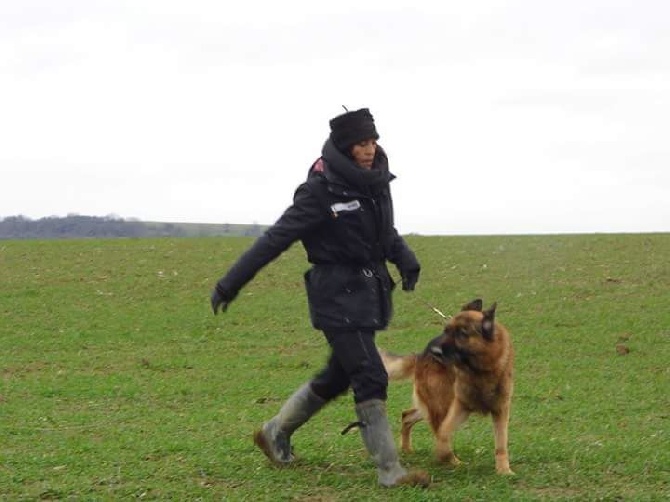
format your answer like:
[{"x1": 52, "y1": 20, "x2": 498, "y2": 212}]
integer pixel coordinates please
[{"x1": 310, "y1": 329, "x2": 388, "y2": 403}]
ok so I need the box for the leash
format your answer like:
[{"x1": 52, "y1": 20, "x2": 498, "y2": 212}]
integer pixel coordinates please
[
  {"x1": 341, "y1": 421, "x2": 365, "y2": 435},
  {"x1": 420, "y1": 299, "x2": 451, "y2": 320}
]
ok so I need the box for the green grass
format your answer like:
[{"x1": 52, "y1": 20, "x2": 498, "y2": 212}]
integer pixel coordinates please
[{"x1": 1, "y1": 234, "x2": 668, "y2": 501}]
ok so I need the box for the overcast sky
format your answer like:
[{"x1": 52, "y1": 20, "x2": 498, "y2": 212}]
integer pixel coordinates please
[{"x1": 1, "y1": 0, "x2": 668, "y2": 235}]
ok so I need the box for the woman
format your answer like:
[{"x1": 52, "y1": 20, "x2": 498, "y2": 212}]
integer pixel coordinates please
[{"x1": 211, "y1": 108, "x2": 428, "y2": 488}]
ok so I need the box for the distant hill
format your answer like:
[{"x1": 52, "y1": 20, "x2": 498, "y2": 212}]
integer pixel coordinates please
[{"x1": 0, "y1": 215, "x2": 268, "y2": 239}]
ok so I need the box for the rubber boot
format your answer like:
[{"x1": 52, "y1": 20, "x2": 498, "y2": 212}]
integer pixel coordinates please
[
  {"x1": 355, "y1": 399, "x2": 430, "y2": 488},
  {"x1": 253, "y1": 383, "x2": 327, "y2": 464}
]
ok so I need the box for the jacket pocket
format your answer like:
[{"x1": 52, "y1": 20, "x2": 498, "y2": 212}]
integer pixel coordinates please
[{"x1": 304, "y1": 265, "x2": 387, "y2": 330}]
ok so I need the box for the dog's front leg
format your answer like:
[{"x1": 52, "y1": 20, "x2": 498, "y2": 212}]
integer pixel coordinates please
[
  {"x1": 492, "y1": 407, "x2": 514, "y2": 475},
  {"x1": 435, "y1": 401, "x2": 469, "y2": 467}
]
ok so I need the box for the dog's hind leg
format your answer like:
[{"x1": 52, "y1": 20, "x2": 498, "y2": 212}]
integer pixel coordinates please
[
  {"x1": 435, "y1": 400, "x2": 470, "y2": 467},
  {"x1": 400, "y1": 408, "x2": 423, "y2": 453}
]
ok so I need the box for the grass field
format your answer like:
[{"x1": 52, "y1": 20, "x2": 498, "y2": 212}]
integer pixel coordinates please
[{"x1": 1, "y1": 234, "x2": 668, "y2": 501}]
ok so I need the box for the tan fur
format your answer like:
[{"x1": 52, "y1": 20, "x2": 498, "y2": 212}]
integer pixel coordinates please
[
  {"x1": 379, "y1": 350, "x2": 417, "y2": 381},
  {"x1": 380, "y1": 299, "x2": 515, "y2": 475}
]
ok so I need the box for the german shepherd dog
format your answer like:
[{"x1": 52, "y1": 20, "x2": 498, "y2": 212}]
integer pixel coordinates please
[{"x1": 379, "y1": 299, "x2": 514, "y2": 474}]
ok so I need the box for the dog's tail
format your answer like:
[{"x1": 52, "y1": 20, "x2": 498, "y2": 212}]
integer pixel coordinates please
[{"x1": 378, "y1": 348, "x2": 416, "y2": 381}]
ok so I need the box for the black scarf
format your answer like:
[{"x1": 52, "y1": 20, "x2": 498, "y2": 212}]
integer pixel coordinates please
[{"x1": 321, "y1": 139, "x2": 391, "y2": 193}]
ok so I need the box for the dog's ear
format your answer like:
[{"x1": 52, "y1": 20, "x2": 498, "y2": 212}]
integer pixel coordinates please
[
  {"x1": 481, "y1": 302, "x2": 497, "y2": 340},
  {"x1": 462, "y1": 299, "x2": 483, "y2": 312}
]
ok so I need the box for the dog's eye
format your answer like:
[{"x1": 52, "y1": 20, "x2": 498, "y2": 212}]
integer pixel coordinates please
[{"x1": 456, "y1": 329, "x2": 468, "y2": 339}]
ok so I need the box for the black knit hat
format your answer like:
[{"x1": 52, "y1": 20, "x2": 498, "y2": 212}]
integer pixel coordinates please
[{"x1": 329, "y1": 108, "x2": 380, "y2": 152}]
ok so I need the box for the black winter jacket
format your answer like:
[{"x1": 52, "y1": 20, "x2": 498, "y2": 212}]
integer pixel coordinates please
[{"x1": 216, "y1": 139, "x2": 420, "y2": 331}]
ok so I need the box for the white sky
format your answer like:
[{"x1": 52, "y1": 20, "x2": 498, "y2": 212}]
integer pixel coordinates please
[{"x1": 1, "y1": 0, "x2": 668, "y2": 235}]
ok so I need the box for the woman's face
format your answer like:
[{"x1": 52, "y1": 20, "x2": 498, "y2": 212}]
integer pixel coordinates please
[{"x1": 350, "y1": 139, "x2": 377, "y2": 169}]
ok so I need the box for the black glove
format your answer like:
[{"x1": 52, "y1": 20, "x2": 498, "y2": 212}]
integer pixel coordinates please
[
  {"x1": 210, "y1": 285, "x2": 234, "y2": 315},
  {"x1": 401, "y1": 269, "x2": 420, "y2": 291}
]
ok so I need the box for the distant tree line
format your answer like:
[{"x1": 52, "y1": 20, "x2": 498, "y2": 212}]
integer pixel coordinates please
[
  {"x1": 0, "y1": 214, "x2": 159, "y2": 239},
  {"x1": 0, "y1": 215, "x2": 266, "y2": 239}
]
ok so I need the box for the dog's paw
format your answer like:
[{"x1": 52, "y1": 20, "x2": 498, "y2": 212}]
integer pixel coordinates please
[
  {"x1": 495, "y1": 453, "x2": 514, "y2": 475},
  {"x1": 436, "y1": 451, "x2": 462, "y2": 467}
]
